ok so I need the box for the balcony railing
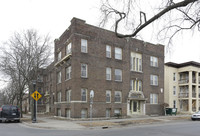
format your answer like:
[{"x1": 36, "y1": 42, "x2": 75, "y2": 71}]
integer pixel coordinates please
[
  {"x1": 179, "y1": 79, "x2": 189, "y2": 84},
  {"x1": 179, "y1": 93, "x2": 189, "y2": 98}
]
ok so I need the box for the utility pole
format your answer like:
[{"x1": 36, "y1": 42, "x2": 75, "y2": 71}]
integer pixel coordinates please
[{"x1": 32, "y1": 80, "x2": 37, "y2": 123}]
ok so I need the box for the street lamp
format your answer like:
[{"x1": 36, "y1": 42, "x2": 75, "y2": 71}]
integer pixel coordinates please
[
  {"x1": 32, "y1": 80, "x2": 37, "y2": 123},
  {"x1": 90, "y1": 90, "x2": 94, "y2": 122}
]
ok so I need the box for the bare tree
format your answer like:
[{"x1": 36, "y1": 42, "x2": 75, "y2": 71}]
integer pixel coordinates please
[
  {"x1": 0, "y1": 29, "x2": 52, "y2": 117},
  {"x1": 100, "y1": 0, "x2": 200, "y2": 44}
]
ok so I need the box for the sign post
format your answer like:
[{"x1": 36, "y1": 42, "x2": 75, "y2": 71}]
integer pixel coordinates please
[{"x1": 31, "y1": 87, "x2": 42, "y2": 123}]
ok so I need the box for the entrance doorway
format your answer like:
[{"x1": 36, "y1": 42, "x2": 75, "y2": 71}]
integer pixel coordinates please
[{"x1": 130, "y1": 100, "x2": 140, "y2": 114}]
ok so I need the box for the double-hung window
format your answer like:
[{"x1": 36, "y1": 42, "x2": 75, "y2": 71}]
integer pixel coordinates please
[
  {"x1": 81, "y1": 64, "x2": 88, "y2": 78},
  {"x1": 65, "y1": 66, "x2": 71, "y2": 80},
  {"x1": 115, "y1": 69, "x2": 122, "y2": 81},
  {"x1": 150, "y1": 93, "x2": 158, "y2": 104},
  {"x1": 81, "y1": 39, "x2": 87, "y2": 53},
  {"x1": 150, "y1": 56, "x2": 158, "y2": 67},
  {"x1": 130, "y1": 52, "x2": 142, "y2": 72},
  {"x1": 106, "y1": 67, "x2": 111, "y2": 80},
  {"x1": 115, "y1": 47, "x2": 122, "y2": 60},
  {"x1": 150, "y1": 75, "x2": 158, "y2": 86},
  {"x1": 106, "y1": 90, "x2": 111, "y2": 103},
  {"x1": 115, "y1": 91, "x2": 122, "y2": 103},
  {"x1": 106, "y1": 45, "x2": 111, "y2": 58},
  {"x1": 66, "y1": 43, "x2": 72, "y2": 55},
  {"x1": 66, "y1": 90, "x2": 71, "y2": 102},
  {"x1": 58, "y1": 51, "x2": 61, "y2": 61},
  {"x1": 57, "y1": 71, "x2": 61, "y2": 84},
  {"x1": 57, "y1": 92, "x2": 61, "y2": 102},
  {"x1": 81, "y1": 88, "x2": 87, "y2": 102}
]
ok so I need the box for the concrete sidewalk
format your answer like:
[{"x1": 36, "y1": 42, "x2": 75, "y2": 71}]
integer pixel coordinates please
[{"x1": 21, "y1": 114, "x2": 191, "y2": 130}]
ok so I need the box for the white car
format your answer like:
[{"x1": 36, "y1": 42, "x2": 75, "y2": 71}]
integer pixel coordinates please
[{"x1": 191, "y1": 111, "x2": 200, "y2": 121}]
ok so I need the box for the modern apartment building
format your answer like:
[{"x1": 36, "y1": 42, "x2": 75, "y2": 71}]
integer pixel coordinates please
[
  {"x1": 165, "y1": 61, "x2": 200, "y2": 114},
  {"x1": 42, "y1": 18, "x2": 164, "y2": 118}
]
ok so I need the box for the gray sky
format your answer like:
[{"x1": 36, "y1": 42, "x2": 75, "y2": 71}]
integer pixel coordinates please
[{"x1": 0, "y1": 0, "x2": 200, "y2": 64}]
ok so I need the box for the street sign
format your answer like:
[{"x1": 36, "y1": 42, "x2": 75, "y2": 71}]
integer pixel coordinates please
[{"x1": 31, "y1": 90, "x2": 42, "y2": 101}]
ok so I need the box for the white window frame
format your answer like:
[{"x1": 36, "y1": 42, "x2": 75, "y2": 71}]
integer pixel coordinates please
[
  {"x1": 130, "y1": 80, "x2": 142, "y2": 91},
  {"x1": 81, "y1": 64, "x2": 88, "y2": 78},
  {"x1": 66, "y1": 43, "x2": 72, "y2": 55},
  {"x1": 57, "y1": 71, "x2": 61, "y2": 84},
  {"x1": 81, "y1": 109, "x2": 87, "y2": 119},
  {"x1": 115, "y1": 69, "x2": 122, "y2": 82},
  {"x1": 58, "y1": 51, "x2": 61, "y2": 61},
  {"x1": 106, "y1": 45, "x2": 111, "y2": 58},
  {"x1": 81, "y1": 39, "x2": 87, "y2": 53},
  {"x1": 81, "y1": 88, "x2": 87, "y2": 102},
  {"x1": 66, "y1": 66, "x2": 71, "y2": 80},
  {"x1": 66, "y1": 90, "x2": 71, "y2": 102},
  {"x1": 57, "y1": 108, "x2": 61, "y2": 116},
  {"x1": 115, "y1": 91, "x2": 122, "y2": 103},
  {"x1": 150, "y1": 56, "x2": 158, "y2": 67},
  {"x1": 150, "y1": 75, "x2": 158, "y2": 86},
  {"x1": 106, "y1": 90, "x2": 111, "y2": 103},
  {"x1": 106, "y1": 67, "x2": 111, "y2": 80},
  {"x1": 115, "y1": 47, "x2": 122, "y2": 60},
  {"x1": 106, "y1": 108, "x2": 111, "y2": 118},
  {"x1": 130, "y1": 52, "x2": 142, "y2": 72},
  {"x1": 150, "y1": 93, "x2": 158, "y2": 104},
  {"x1": 66, "y1": 108, "x2": 71, "y2": 118}
]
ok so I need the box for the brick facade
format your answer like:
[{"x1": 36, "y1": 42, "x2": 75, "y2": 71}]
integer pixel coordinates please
[{"x1": 43, "y1": 18, "x2": 164, "y2": 118}]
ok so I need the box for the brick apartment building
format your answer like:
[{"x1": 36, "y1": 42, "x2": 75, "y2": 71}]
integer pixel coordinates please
[{"x1": 42, "y1": 18, "x2": 164, "y2": 118}]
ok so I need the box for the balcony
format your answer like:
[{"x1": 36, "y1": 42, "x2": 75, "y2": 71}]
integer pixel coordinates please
[{"x1": 54, "y1": 53, "x2": 72, "y2": 67}]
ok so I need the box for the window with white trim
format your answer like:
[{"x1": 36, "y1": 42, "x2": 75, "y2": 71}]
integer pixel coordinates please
[
  {"x1": 150, "y1": 75, "x2": 158, "y2": 86},
  {"x1": 81, "y1": 39, "x2": 87, "y2": 53},
  {"x1": 115, "y1": 47, "x2": 122, "y2": 60},
  {"x1": 65, "y1": 66, "x2": 71, "y2": 80},
  {"x1": 130, "y1": 80, "x2": 142, "y2": 91},
  {"x1": 57, "y1": 71, "x2": 61, "y2": 84},
  {"x1": 150, "y1": 93, "x2": 158, "y2": 104},
  {"x1": 58, "y1": 51, "x2": 61, "y2": 61},
  {"x1": 115, "y1": 91, "x2": 122, "y2": 103},
  {"x1": 106, "y1": 45, "x2": 111, "y2": 58},
  {"x1": 150, "y1": 56, "x2": 158, "y2": 67},
  {"x1": 106, "y1": 90, "x2": 111, "y2": 103},
  {"x1": 66, "y1": 43, "x2": 72, "y2": 55},
  {"x1": 66, "y1": 90, "x2": 71, "y2": 102},
  {"x1": 57, "y1": 92, "x2": 61, "y2": 102},
  {"x1": 115, "y1": 69, "x2": 122, "y2": 81},
  {"x1": 81, "y1": 88, "x2": 87, "y2": 102},
  {"x1": 106, "y1": 67, "x2": 111, "y2": 80},
  {"x1": 81, "y1": 109, "x2": 87, "y2": 119},
  {"x1": 81, "y1": 64, "x2": 88, "y2": 78},
  {"x1": 106, "y1": 108, "x2": 111, "y2": 118},
  {"x1": 66, "y1": 109, "x2": 71, "y2": 118},
  {"x1": 130, "y1": 52, "x2": 142, "y2": 72}
]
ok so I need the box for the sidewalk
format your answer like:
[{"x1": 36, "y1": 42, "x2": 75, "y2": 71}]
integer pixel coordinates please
[{"x1": 21, "y1": 114, "x2": 191, "y2": 130}]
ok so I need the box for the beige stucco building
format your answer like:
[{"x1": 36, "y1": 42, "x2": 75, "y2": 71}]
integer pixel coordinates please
[{"x1": 165, "y1": 61, "x2": 200, "y2": 114}]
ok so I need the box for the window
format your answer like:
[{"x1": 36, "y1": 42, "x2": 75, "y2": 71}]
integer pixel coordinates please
[
  {"x1": 106, "y1": 67, "x2": 111, "y2": 80},
  {"x1": 66, "y1": 90, "x2": 71, "y2": 102},
  {"x1": 173, "y1": 73, "x2": 176, "y2": 81},
  {"x1": 150, "y1": 56, "x2": 158, "y2": 67},
  {"x1": 173, "y1": 86, "x2": 176, "y2": 96},
  {"x1": 57, "y1": 71, "x2": 61, "y2": 84},
  {"x1": 66, "y1": 43, "x2": 72, "y2": 55},
  {"x1": 66, "y1": 109, "x2": 71, "y2": 118},
  {"x1": 150, "y1": 94, "x2": 158, "y2": 104},
  {"x1": 81, "y1": 64, "x2": 87, "y2": 78},
  {"x1": 114, "y1": 108, "x2": 121, "y2": 115},
  {"x1": 106, "y1": 90, "x2": 111, "y2": 103},
  {"x1": 115, "y1": 69, "x2": 122, "y2": 81},
  {"x1": 65, "y1": 66, "x2": 71, "y2": 80},
  {"x1": 81, "y1": 88, "x2": 87, "y2": 102},
  {"x1": 173, "y1": 100, "x2": 176, "y2": 108},
  {"x1": 130, "y1": 52, "x2": 142, "y2": 72},
  {"x1": 150, "y1": 75, "x2": 158, "y2": 86},
  {"x1": 115, "y1": 91, "x2": 122, "y2": 103},
  {"x1": 81, "y1": 109, "x2": 87, "y2": 119},
  {"x1": 106, "y1": 109, "x2": 111, "y2": 118},
  {"x1": 106, "y1": 45, "x2": 111, "y2": 58},
  {"x1": 115, "y1": 47, "x2": 122, "y2": 60},
  {"x1": 130, "y1": 80, "x2": 142, "y2": 91},
  {"x1": 57, "y1": 108, "x2": 61, "y2": 116},
  {"x1": 57, "y1": 92, "x2": 61, "y2": 102},
  {"x1": 58, "y1": 51, "x2": 61, "y2": 61},
  {"x1": 81, "y1": 39, "x2": 87, "y2": 53}
]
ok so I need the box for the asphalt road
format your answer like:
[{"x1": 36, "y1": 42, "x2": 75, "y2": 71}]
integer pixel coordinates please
[{"x1": 0, "y1": 120, "x2": 200, "y2": 136}]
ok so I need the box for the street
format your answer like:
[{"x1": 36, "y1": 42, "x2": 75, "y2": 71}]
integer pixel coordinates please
[{"x1": 0, "y1": 120, "x2": 200, "y2": 136}]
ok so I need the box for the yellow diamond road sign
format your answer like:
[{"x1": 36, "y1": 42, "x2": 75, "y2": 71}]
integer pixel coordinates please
[{"x1": 31, "y1": 91, "x2": 42, "y2": 101}]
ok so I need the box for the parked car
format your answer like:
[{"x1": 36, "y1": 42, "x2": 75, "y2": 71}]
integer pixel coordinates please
[
  {"x1": 0, "y1": 105, "x2": 20, "y2": 122},
  {"x1": 191, "y1": 111, "x2": 200, "y2": 121}
]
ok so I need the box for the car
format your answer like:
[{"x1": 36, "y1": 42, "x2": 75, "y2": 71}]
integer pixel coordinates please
[
  {"x1": 0, "y1": 105, "x2": 20, "y2": 123},
  {"x1": 191, "y1": 111, "x2": 200, "y2": 121}
]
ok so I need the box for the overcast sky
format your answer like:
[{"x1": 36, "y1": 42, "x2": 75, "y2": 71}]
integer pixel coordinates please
[{"x1": 0, "y1": 0, "x2": 200, "y2": 64}]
